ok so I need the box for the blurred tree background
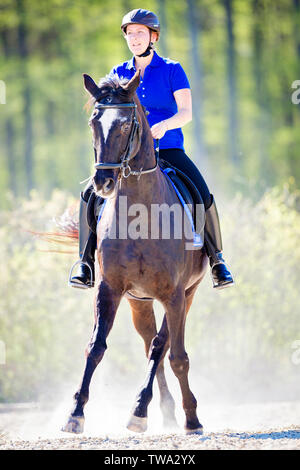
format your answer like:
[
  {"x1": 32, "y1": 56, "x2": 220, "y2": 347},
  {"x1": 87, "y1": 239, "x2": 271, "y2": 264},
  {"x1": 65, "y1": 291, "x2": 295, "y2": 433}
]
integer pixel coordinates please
[
  {"x1": 1, "y1": 0, "x2": 300, "y2": 199},
  {"x1": 0, "y1": 0, "x2": 300, "y2": 406}
]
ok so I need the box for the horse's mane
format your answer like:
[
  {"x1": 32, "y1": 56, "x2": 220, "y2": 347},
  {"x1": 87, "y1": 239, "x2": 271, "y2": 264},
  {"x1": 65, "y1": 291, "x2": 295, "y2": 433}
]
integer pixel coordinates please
[
  {"x1": 36, "y1": 73, "x2": 148, "y2": 251},
  {"x1": 84, "y1": 74, "x2": 132, "y2": 112},
  {"x1": 98, "y1": 74, "x2": 130, "y2": 92}
]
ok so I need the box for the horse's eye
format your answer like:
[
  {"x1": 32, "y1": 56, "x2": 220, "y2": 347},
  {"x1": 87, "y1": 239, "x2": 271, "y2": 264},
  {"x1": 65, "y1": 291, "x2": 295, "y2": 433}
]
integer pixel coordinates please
[{"x1": 102, "y1": 96, "x2": 112, "y2": 104}]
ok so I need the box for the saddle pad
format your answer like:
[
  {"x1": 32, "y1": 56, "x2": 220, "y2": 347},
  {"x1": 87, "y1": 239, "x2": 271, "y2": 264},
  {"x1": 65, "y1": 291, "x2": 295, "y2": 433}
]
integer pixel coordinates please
[{"x1": 161, "y1": 167, "x2": 203, "y2": 248}]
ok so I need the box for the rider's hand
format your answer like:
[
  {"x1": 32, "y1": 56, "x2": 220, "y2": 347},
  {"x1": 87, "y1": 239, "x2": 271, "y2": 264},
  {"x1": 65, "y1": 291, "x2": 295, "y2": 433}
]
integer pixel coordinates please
[{"x1": 151, "y1": 120, "x2": 169, "y2": 139}]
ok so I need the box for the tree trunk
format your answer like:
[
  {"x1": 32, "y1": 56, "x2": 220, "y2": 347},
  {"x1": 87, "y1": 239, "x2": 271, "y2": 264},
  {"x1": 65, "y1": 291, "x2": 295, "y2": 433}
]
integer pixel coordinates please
[
  {"x1": 252, "y1": 0, "x2": 273, "y2": 185},
  {"x1": 157, "y1": 0, "x2": 168, "y2": 57},
  {"x1": 16, "y1": 0, "x2": 34, "y2": 194},
  {"x1": 293, "y1": 0, "x2": 300, "y2": 58},
  {"x1": 223, "y1": 0, "x2": 239, "y2": 168},
  {"x1": 293, "y1": 0, "x2": 300, "y2": 117},
  {"x1": 0, "y1": 28, "x2": 17, "y2": 194},
  {"x1": 186, "y1": 0, "x2": 206, "y2": 170}
]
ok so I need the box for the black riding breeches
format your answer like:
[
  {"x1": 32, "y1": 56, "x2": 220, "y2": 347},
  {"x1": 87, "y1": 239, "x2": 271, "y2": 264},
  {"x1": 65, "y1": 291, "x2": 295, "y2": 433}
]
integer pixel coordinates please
[{"x1": 159, "y1": 148, "x2": 212, "y2": 210}]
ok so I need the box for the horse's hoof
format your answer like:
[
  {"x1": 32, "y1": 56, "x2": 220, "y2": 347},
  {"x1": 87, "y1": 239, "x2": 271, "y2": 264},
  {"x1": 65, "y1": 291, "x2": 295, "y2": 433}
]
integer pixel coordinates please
[
  {"x1": 127, "y1": 415, "x2": 148, "y2": 433},
  {"x1": 61, "y1": 415, "x2": 85, "y2": 434},
  {"x1": 163, "y1": 418, "x2": 179, "y2": 431},
  {"x1": 185, "y1": 424, "x2": 203, "y2": 435}
]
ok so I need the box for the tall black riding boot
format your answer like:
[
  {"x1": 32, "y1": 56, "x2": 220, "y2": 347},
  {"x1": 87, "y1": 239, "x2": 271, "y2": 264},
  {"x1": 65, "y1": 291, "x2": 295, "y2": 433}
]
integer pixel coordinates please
[
  {"x1": 69, "y1": 193, "x2": 97, "y2": 289},
  {"x1": 204, "y1": 195, "x2": 234, "y2": 289}
]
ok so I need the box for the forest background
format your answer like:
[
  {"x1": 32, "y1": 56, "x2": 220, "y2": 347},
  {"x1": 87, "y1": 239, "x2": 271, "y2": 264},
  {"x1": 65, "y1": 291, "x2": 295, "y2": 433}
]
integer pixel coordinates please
[{"x1": 0, "y1": 0, "x2": 300, "y2": 414}]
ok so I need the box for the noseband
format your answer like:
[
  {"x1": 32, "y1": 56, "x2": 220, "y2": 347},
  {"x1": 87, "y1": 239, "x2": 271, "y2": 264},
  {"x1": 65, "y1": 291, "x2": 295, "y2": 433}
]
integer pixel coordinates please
[{"x1": 93, "y1": 102, "x2": 158, "y2": 179}]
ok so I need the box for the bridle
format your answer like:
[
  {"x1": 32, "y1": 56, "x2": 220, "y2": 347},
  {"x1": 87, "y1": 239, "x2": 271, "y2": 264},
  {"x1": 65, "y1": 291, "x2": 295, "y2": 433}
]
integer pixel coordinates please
[{"x1": 93, "y1": 101, "x2": 158, "y2": 179}]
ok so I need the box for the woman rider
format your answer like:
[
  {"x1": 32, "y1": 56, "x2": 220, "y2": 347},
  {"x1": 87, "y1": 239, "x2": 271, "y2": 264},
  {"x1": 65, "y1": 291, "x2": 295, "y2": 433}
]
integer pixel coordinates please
[{"x1": 70, "y1": 8, "x2": 234, "y2": 290}]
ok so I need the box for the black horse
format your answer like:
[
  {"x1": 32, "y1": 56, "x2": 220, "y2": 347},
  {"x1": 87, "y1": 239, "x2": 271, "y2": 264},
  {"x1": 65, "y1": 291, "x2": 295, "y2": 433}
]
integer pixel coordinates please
[{"x1": 62, "y1": 71, "x2": 208, "y2": 434}]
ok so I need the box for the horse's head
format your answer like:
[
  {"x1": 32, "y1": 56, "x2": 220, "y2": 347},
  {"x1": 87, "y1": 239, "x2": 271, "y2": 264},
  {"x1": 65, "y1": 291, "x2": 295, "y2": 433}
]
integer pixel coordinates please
[{"x1": 83, "y1": 71, "x2": 142, "y2": 198}]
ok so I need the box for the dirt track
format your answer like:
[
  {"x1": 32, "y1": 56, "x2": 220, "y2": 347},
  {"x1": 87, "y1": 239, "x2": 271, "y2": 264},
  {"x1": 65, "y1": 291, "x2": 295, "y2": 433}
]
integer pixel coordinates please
[
  {"x1": 1, "y1": 428, "x2": 300, "y2": 450},
  {"x1": 0, "y1": 401, "x2": 299, "y2": 450}
]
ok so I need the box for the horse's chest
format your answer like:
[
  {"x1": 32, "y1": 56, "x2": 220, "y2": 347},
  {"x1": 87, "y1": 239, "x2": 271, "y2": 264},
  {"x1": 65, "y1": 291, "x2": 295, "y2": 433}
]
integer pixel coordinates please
[
  {"x1": 98, "y1": 238, "x2": 180, "y2": 299},
  {"x1": 100, "y1": 241, "x2": 150, "y2": 276}
]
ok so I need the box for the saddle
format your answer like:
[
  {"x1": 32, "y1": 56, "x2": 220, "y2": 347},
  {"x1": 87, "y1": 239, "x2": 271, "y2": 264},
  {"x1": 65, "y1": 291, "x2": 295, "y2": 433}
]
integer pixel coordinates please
[{"x1": 158, "y1": 159, "x2": 204, "y2": 230}]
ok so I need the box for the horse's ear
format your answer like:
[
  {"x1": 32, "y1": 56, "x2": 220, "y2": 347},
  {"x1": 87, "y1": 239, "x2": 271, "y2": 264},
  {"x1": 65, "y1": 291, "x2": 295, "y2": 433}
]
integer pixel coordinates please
[
  {"x1": 83, "y1": 74, "x2": 100, "y2": 98},
  {"x1": 122, "y1": 69, "x2": 141, "y2": 97}
]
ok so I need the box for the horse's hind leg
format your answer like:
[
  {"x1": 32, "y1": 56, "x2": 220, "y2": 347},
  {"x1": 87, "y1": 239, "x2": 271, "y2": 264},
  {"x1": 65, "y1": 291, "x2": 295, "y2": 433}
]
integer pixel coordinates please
[
  {"x1": 127, "y1": 299, "x2": 177, "y2": 432},
  {"x1": 62, "y1": 281, "x2": 122, "y2": 434},
  {"x1": 164, "y1": 286, "x2": 203, "y2": 434},
  {"x1": 154, "y1": 323, "x2": 178, "y2": 430}
]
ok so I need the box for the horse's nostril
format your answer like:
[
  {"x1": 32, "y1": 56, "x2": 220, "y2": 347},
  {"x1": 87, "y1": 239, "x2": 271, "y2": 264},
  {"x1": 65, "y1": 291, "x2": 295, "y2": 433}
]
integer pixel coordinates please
[
  {"x1": 103, "y1": 178, "x2": 114, "y2": 193},
  {"x1": 93, "y1": 172, "x2": 115, "y2": 195}
]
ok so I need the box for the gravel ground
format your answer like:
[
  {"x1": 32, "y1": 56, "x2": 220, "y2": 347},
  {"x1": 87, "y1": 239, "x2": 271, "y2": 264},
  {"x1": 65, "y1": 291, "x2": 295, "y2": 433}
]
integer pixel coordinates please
[
  {"x1": 1, "y1": 428, "x2": 300, "y2": 450},
  {"x1": 0, "y1": 401, "x2": 299, "y2": 450}
]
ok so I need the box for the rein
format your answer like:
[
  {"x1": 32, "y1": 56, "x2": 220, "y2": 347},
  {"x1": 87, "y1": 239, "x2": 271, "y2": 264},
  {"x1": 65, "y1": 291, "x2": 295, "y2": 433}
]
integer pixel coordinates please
[{"x1": 93, "y1": 102, "x2": 159, "y2": 179}]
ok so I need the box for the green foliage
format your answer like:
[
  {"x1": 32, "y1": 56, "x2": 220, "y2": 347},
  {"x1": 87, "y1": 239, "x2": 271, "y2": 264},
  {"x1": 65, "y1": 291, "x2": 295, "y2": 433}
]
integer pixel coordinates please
[
  {"x1": 1, "y1": 0, "x2": 300, "y2": 202},
  {"x1": 0, "y1": 190, "x2": 89, "y2": 401},
  {"x1": 0, "y1": 0, "x2": 299, "y2": 405},
  {"x1": 0, "y1": 186, "x2": 299, "y2": 403},
  {"x1": 186, "y1": 180, "x2": 300, "y2": 401}
]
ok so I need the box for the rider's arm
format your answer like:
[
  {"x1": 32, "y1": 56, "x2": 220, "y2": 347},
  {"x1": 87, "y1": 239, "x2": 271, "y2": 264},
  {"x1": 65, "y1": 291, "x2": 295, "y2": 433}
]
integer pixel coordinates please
[
  {"x1": 150, "y1": 88, "x2": 192, "y2": 139},
  {"x1": 164, "y1": 88, "x2": 192, "y2": 130}
]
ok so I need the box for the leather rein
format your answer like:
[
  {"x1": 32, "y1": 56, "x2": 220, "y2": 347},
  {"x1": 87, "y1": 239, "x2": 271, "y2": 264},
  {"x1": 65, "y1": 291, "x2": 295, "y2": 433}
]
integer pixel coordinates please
[{"x1": 93, "y1": 101, "x2": 158, "y2": 179}]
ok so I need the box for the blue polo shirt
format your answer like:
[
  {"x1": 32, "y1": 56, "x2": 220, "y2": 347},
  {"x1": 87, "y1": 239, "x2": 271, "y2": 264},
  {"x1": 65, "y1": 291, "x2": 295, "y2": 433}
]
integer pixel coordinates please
[{"x1": 109, "y1": 51, "x2": 190, "y2": 150}]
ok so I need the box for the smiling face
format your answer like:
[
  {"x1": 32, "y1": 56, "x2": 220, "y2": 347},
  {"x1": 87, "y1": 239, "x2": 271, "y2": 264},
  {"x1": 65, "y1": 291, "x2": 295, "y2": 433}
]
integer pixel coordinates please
[{"x1": 125, "y1": 23, "x2": 157, "y2": 56}]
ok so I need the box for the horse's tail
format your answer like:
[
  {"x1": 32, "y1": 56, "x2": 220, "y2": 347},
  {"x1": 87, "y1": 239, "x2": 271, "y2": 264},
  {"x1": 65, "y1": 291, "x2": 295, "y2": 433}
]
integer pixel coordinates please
[{"x1": 31, "y1": 205, "x2": 79, "y2": 254}]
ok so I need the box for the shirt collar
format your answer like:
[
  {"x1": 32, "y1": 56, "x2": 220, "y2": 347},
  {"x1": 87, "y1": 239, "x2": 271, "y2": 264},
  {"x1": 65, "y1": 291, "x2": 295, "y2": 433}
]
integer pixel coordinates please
[
  {"x1": 127, "y1": 51, "x2": 162, "y2": 70},
  {"x1": 127, "y1": 56, "x2": 135, "y2": 70},
  {"x1": 149, "y1": 51, "x2": 162, "y2": 67}
]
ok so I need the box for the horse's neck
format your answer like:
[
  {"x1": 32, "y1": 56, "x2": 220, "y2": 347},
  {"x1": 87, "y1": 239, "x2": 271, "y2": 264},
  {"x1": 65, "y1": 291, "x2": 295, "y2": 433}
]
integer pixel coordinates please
[
  {"x1": 117, "y1": 165, "x2": 164, "y2": 204},
  {"x1": 125, "y1": 106, "x2": 158, "y2": 184},
  {"x1": 116, "y1": 102, "x2": 166, "y2": 202}
]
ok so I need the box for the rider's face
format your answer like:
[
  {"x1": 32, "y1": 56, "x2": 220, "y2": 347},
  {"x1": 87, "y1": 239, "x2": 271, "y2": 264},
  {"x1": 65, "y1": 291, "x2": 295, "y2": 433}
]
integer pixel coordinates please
[{"x1": 125, "y1": 24, "x2": 156, "y2": 56}]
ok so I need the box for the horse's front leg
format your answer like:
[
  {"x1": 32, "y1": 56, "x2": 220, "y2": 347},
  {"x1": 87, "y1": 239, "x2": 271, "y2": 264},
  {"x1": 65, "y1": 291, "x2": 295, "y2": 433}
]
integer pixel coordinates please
[
  {"x1": 127, "y1": 314, "x2": 170, "y2": 433},
  {"x1": 127, "y1": 299, "x2": 177, "y2": 432},
  {"x1": 164, "y1": 285, "x2": 203, "y2": 434},
  {"x1": 62, "y1": 280, "x2": 122, "y2": 434}
]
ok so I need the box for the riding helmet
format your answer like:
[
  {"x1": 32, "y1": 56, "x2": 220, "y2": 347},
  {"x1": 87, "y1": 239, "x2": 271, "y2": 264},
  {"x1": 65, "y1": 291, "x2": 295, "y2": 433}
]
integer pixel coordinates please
[{"x1": 121, "y1": 9, "x2": 160, "y2": 38}]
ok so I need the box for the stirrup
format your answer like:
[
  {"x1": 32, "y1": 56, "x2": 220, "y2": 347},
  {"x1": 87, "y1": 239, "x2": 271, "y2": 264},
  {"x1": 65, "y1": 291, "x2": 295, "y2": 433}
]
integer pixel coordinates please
[
  {"x1": 210, "y1": 260, "x2": 234, "y2": 290},
  {"x1": 68, "y1": 260, "x2": 94, "y2": 289}
]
